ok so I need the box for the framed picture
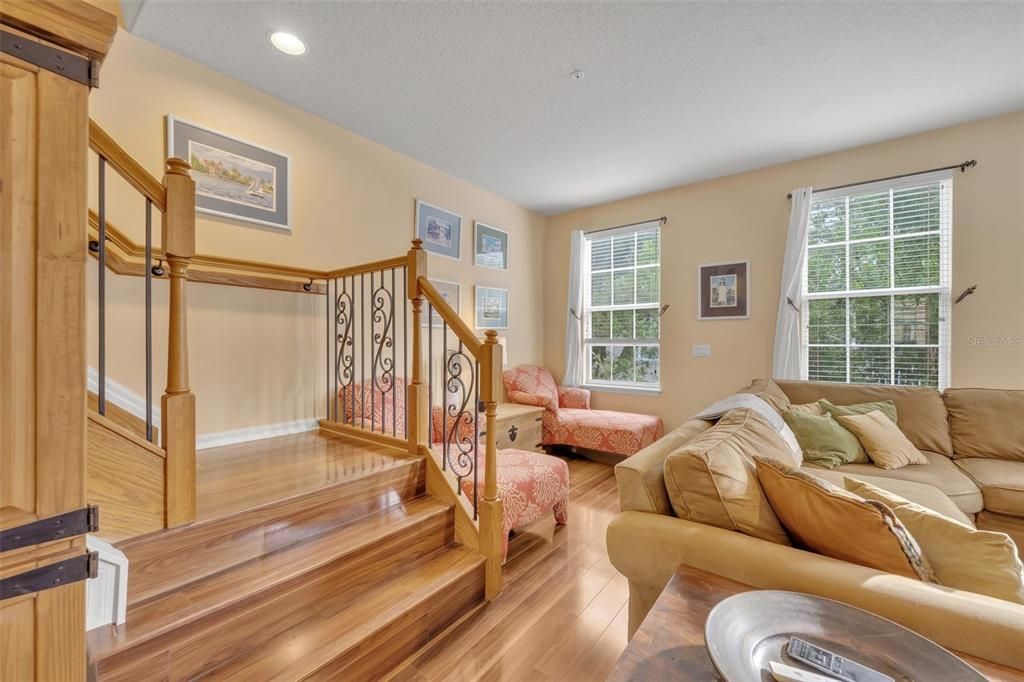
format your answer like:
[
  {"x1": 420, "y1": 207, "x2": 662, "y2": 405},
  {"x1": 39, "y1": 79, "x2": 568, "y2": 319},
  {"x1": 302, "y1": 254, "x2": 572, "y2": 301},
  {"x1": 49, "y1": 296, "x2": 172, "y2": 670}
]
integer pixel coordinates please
[
  {"x1": 475, "y1": 286, "x2": 509, "y2": 329},
  {"x1": 167, "y1": 116, "x2": 291, "y2": 232},
  {"x1": 698, "y1": 261, "x2": 750, "y2": 320},
  {"x1": 425, "y1": 279, "x2": 460, "y2": 326},
  {"x1": 474, "y1": 222, "x2": 508, "y2": 270},
  {"x1": 415, "y1": 200, "x2": 462, "y2": 260}
]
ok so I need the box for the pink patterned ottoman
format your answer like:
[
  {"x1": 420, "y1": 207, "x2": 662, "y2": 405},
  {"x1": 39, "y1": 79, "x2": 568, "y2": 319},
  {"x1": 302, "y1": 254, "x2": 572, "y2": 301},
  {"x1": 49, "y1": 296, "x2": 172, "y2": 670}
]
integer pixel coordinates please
[{"x1": 460, "y1": 449, "x2": 569, "y2": 561}]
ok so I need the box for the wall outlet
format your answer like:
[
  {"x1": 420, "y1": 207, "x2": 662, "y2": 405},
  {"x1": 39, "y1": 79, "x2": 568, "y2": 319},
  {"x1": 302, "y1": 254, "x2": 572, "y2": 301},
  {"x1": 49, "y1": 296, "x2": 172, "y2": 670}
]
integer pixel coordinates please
[{"x1": 692, "y1": 344, "x2": 712, "y2": 358}]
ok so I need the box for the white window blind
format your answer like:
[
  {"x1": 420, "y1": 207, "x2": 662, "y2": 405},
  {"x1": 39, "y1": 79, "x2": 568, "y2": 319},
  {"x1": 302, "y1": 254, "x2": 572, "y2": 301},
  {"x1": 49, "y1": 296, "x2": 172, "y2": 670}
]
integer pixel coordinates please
[
  {"x1": 583, "y1": 222, "x2": 661, "y2": 389},
  {"x1": 802, "y1": 171, "x2": 953, "y2": 389}
]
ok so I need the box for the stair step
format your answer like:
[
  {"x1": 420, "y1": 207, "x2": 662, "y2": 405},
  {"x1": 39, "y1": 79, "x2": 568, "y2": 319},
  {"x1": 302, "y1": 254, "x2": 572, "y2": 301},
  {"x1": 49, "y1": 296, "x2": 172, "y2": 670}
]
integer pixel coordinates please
[
  {"x1": 89, "y1": 496, "x2": 455, "y2": 681},
  {"x1": 203, "y1": 546, "x2": 485, "y2": 681},
  {"x1": 117, "y1": 454, "x2": 425, "y2": 605}
]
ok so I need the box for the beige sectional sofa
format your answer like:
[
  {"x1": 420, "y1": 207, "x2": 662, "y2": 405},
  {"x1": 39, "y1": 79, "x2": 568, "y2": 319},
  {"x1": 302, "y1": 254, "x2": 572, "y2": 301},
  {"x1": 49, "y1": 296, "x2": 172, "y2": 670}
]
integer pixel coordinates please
[{"x1": 607, "y1": 380, "x2": 1024, "y2": 670}]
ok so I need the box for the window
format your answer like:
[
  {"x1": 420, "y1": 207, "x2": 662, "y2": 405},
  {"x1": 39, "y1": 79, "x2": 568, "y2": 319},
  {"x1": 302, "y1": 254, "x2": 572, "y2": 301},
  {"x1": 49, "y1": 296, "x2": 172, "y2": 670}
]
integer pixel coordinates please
[
  {"x1": 802, "y1": 172, "x2": 952, "y2": 389},
  {"x1": 583, "y1": 222, "x2": 661, "y2": 391}
]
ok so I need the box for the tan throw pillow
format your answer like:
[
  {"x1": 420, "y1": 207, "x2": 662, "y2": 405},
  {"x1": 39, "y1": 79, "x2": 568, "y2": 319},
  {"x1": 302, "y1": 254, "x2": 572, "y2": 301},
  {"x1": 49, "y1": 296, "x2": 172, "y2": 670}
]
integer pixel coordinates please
[
  {"x1": 837, "y1": 411, "x2": 929, "y2": 470},
  {"x1": 755, "y1": 457, "x2": 936, "y2": 581},
  {"x1": 845, "y1": 477, "x2": 1024, "y2": 604},
  {"x1": 737, "y1": 379, "x2": 791, "y2": 415},
  {"x1": 820, "y1": 398, "x2": 898, "y2": 424},
  {"x1": 663, "y1": 409, "x2": 791, "y2": 545},
  {"x1": 788, "y1": 401, "x2": 825, "y2": 416}
]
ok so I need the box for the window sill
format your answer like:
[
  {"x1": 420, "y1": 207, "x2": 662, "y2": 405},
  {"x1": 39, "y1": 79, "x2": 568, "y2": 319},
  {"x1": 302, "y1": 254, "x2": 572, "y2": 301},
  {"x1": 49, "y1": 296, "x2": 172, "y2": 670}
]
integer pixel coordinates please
[{"x1": 582, "y1": 383, "x2": 662, "y2": 397}]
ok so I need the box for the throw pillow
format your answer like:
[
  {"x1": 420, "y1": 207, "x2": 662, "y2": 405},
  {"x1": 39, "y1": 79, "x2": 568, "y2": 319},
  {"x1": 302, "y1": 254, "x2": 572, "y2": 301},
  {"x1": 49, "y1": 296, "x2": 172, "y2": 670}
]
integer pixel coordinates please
[
  {"x1": 837, "y1": 411, "x2": 929, "y2": 470},
  {"x1": 782, "y1": 409, "x2": 868, "y2": 468},
  {"x1": 755, "y1": 457, "x2": 936, "y2": 581},
  {"x1": 845, "y1": 477, "x2": 1024, "y2": 604},
  {"x1": 737, "y1": 379, "x2": 791, "y2": 415},
  {"x1": 821, "y1": 398, "x2": 898, "y2": 424},
  {"x1": 788, "y1": 401, "x2": 826, "y2": 416},
  {"x1": 663, "y1": 409, "x2": 791, "y2": 545}
]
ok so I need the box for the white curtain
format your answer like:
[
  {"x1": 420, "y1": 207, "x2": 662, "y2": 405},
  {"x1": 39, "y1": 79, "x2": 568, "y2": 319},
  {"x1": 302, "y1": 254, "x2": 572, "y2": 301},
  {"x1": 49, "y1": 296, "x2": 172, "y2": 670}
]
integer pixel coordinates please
[
  {"x1": 772, "y1": 187, "x2": 812, "y2": 380},
  {"x1": 563, "y1": 230, "x2": 585, "y2": 387}
]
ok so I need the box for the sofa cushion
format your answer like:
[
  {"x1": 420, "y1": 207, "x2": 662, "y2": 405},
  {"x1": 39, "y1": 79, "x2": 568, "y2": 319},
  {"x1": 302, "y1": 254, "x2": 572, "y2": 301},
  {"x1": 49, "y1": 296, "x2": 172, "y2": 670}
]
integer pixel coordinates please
[
  {"x1": 663, "y1": 409, "x2": 791, "y2": 545},
  {"x1": 844, "y1": 477, "x2": 1024, "y2": 605},
  {"x1": 737, "y1": 379, "x2": 791, "y2": 415},
  {"x1": 776, "y1": 380, "x2": 953, "y2": 457},
  {"x1": 812, "y1": 470, "x2": 972, "y2": 526},
  {"x1": 837, "y1": 411, "x2": 929, "y2": 470},
  {"x1": 755, "y1": 458, "x2": 936, "y2": 581},
  {"x1": 946, "y1": 388, "x2": 1024, "y2": 462},
  {"x1": 955, "y1": 459, "x2": 1024, "y2": 519},
  {"x1": 810, "y1": 451, "x2": 984, "y2": 515},
  {"x1": 782, "y1": 409, "x2": 867, "y2": 468}
]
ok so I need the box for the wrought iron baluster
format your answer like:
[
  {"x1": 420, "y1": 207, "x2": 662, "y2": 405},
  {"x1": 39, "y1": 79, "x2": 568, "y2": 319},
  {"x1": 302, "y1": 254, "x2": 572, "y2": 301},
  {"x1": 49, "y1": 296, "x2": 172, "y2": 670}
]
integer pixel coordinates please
[
  {"x1": 443, "y1": 339, "x2": 476, "y2": 506},
  {"x1": 391, "y1": 267, "x2": 396, "y2": 438},
  {"x1": 336, "y1": 277, "x2": 354, "y2": 427},
  {"x1": 144, "y1": 198, "x2": 153, "y2": 442},
  {"x1": 370, "y1": 268, "x2": 395, "y2": 437},
  {"x1": 403, "y1": 266, "x2": 408, "y2": 439},
  {"x1": 97, "y1": 156, "x2": 106, "y2": 415},
  {"x1": 428, "y1": 301, "x2": 434, "y2": 447}
]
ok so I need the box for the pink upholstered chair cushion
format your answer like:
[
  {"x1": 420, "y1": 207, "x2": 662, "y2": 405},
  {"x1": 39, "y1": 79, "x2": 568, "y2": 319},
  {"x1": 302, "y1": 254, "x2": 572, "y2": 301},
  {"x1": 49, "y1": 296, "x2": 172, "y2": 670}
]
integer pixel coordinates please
[
  {"x1": 459, "y1": 449, "x2": 569, "y2": 560},
  {"x1": 543, "y1": 408, "x2": 664, "y2": 457},
  {"x1": 339, "y1": 378, "x2": 407, "y2": 428},
  {"x1": 503, "y1": 365, "x2": 559, "y2": 412}
]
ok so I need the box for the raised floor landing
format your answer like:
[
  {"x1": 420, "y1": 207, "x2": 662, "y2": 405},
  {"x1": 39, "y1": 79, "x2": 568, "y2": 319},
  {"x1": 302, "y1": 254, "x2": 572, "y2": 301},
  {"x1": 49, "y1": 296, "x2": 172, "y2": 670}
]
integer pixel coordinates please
[{"x1": 196, "y1": 429, "x2": 412, "y2": 521}]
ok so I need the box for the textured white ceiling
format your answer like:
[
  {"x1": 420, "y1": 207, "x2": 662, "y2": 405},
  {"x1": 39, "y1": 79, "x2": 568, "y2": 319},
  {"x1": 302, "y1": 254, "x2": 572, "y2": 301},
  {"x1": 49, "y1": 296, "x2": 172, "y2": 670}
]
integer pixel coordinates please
[{"x1": 131, "y1": 1, "x2": 1023, "y2": 215}]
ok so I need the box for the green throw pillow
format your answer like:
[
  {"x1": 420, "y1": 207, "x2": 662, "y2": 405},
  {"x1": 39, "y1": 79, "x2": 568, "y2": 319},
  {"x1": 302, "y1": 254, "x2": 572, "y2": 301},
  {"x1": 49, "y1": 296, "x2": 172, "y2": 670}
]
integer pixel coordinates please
[
  {"x1": 782, "y1": 409, "x2": 868, "y2": 469},
  {"x1": 820, "y1": 399, "x2": 898, "y2": 424}
]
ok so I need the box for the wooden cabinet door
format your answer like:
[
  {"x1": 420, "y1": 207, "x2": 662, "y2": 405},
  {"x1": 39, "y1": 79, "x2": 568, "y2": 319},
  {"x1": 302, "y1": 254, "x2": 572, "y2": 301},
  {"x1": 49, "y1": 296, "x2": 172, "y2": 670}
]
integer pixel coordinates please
[{"x1": 1, "y1": 48, "x2": 90, "y2": 682}]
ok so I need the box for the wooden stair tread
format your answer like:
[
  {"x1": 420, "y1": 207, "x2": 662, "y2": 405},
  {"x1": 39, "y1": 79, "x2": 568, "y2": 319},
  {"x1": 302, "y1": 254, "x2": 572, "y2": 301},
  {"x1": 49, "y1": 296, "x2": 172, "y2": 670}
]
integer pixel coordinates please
[
  {"x1": 203, "y1": 546, "x2": 485, "y2": 681},
  {"x1": 117, "y1": 454, "x2": 426, "y2": 605},
  {"x1": 87, "y1": 495, "x2": 452, "y2": 664}
]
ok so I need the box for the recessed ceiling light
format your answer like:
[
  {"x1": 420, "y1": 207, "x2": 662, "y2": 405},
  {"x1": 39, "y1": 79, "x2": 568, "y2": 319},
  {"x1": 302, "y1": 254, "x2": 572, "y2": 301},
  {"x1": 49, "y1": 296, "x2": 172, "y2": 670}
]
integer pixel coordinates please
[{"x1": 270, "y1": 31, "x2": 306, "y2": 56}]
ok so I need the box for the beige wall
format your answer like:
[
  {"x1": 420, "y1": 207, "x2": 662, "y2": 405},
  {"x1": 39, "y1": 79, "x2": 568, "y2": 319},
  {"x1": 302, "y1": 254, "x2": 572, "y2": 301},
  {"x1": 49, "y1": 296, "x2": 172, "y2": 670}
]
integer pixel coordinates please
[
  {"x1": 544, "y1": 112, "x2": 1024, "y2": 431},
  {"x1": 88, "y1": 30, "x2": 547, "y2": 437}
]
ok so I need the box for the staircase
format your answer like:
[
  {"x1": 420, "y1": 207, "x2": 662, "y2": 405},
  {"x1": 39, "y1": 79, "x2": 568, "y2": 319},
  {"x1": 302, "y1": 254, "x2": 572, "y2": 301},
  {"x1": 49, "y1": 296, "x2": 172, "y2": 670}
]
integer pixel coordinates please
[{"x1": 87, "y1": 442, "x2": 485, "y2": 680}]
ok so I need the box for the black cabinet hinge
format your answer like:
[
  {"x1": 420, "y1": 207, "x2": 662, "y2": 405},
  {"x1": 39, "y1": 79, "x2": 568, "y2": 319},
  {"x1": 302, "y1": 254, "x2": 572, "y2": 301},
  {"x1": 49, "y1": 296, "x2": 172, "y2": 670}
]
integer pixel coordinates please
[
  {"x1": 0, "y1": 29, "x2": 98, "y2": 87},
  {"x1": 0, "y1": 552, "x2": 98, "y2": 601},
  {"x1": 0, "y1": 506, "x2": 99, "y2": 553}
]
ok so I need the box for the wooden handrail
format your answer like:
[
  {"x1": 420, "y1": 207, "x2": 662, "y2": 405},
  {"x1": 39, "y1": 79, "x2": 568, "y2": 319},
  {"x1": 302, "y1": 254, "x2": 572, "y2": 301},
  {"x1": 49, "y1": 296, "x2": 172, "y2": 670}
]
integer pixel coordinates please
[
  {"x1": 89, "y1": 120, "x2": 166, "y2": 212},
  {"x1": 419, "y1": 278, "x2": 483, "y2": 354},
  {"x1": 324, "y1": 256, "x2": 408, "y2": 280}
]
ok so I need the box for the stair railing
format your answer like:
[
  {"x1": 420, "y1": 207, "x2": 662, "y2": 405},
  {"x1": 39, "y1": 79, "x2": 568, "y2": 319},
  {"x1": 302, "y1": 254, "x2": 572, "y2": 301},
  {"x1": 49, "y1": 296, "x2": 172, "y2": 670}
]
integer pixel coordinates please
[
  {"x1": 88, "y1": 120, "x2": 197, "y2": 527},
  {"x1": 319, "y1": 240, "x2": 505, "y2": 599}
]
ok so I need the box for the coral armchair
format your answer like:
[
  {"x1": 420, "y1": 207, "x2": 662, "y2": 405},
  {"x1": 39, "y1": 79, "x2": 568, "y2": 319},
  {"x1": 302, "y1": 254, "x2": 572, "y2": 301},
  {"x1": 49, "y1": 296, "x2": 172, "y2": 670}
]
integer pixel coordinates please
[{"x1": 503, "y1": 365, "x2": 664, "y2": 457}]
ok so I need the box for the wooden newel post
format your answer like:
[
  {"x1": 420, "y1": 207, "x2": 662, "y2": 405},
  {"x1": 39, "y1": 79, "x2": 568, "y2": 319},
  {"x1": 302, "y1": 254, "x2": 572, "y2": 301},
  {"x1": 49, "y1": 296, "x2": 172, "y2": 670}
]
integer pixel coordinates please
[
  {"x1": 479, "y1": 330, "x2": 504, "y2": 599},
  {"x1": 406, "y1": 239, "x2": 429, "y2": 454},
  {"x1": 162, "y1": 157, "x2": 196, "y2": 526}
]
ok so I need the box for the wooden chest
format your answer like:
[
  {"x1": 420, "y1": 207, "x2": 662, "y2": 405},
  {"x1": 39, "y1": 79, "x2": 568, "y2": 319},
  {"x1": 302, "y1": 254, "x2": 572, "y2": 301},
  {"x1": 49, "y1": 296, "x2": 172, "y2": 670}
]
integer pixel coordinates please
[{"x1": 486, "y1": 404, "x2": 545, "y2": 453}]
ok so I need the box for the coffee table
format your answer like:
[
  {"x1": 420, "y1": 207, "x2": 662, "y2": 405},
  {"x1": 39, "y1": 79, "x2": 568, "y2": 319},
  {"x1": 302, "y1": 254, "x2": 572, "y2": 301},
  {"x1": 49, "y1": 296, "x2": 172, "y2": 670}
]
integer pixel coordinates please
[{"x1": 607, "y1": 564, "x2": 1024, "y2": 681}]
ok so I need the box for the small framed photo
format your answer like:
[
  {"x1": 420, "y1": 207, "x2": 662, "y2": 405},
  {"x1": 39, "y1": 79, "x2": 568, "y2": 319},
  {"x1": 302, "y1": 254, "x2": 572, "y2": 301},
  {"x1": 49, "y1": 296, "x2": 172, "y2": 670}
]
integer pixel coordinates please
[
  {"x1": 475, "y1": 286, "x2": 509, "y2": 329},
  {"x1": 698, "y1": 261, "x2": 750, "y2": 320},
  {"x1": 415, "y1": 200, "x2": 462, "y2": 260},
  {"x1": 474, "y1": 222, "x2": 508, "y2": 270},
  {"x1": 425, "y1": 279, "x2": 460, "y2": 327},
  {"x1": 167, "y1": 116, "x2": 291, "y2": 232}
]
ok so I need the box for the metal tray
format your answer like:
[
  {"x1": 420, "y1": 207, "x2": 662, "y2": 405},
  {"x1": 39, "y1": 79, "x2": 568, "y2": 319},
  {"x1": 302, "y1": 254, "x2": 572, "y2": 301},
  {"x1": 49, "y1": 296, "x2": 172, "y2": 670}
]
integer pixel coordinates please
[{"x1": 704, "y1": 590, "x2": 985, "y2": 681}]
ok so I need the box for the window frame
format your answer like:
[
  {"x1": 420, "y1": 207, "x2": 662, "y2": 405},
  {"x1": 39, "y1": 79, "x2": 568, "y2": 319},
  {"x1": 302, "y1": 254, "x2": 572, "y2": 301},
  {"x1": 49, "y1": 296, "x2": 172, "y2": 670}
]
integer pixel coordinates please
[
  {"x1": 801, "y1": 171, "x2": 953, "y2": 389},
  {"x1": 581, "y1": 222, "x2": 662, "y2": 394}
]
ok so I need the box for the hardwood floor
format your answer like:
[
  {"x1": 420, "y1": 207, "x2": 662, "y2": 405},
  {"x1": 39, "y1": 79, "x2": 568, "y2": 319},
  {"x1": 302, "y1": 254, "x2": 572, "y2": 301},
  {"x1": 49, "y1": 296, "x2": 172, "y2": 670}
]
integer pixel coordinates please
[
  {"x1": 390, "y1": 454, "x2": 628, "y2": 682},
  {"x1": 195, "y1": 430, "x2": 409, "y2": 520}
]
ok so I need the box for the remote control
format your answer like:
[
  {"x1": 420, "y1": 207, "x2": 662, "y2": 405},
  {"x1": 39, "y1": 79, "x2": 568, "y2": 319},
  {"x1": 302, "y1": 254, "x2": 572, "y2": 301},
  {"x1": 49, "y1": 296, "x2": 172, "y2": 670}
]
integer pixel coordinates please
[{"x1": 787, "y1": 637, "x2": 894, "y2": 682}]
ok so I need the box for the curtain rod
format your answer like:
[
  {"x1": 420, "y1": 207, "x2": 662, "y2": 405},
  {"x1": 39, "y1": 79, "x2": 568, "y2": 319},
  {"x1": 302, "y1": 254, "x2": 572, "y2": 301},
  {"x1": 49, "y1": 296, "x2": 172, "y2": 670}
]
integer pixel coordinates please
[
  {"x1": 585, "y1": 216, "x2": 667, "y2": 236},
  {"x1": 786, "y1": 160, "x2": 977, "y2": 199}
]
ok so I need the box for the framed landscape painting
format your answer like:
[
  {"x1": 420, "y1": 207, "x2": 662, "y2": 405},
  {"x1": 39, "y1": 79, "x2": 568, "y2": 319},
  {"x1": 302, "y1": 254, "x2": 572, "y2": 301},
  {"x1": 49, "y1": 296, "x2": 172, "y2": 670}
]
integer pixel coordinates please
[
  {"x1": 475, "y1": 286, "x2": 509, "y2": 329},
  {"x1": 415, "y1": 200, "x2": 462, "y2": 260},
  {"x1": 698, "y1": 261, "x2": 750, "y2": 320},
  {"x1": 474, "y1": 222, "x2": 508, "y2": 270},
  {"x1": 425, "y1": 279, "x2": 460, "y2": 327},
  {"x1": 167, "y1": 116, "x2": 291, "y2": 232}
]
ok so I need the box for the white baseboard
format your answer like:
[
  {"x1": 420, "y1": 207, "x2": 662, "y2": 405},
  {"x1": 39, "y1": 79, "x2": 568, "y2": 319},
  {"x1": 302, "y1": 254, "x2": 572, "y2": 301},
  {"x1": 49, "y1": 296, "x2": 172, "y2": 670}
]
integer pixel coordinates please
[
  {"x1": 196, "y1": 419, "x2": 319, "y2": 450},
  {"x1": 87, "y1": 366, "x2": 161, "y2": 427},
  {"x1": 88, "y1": 366, "x2": 318, "y2": 451}
]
